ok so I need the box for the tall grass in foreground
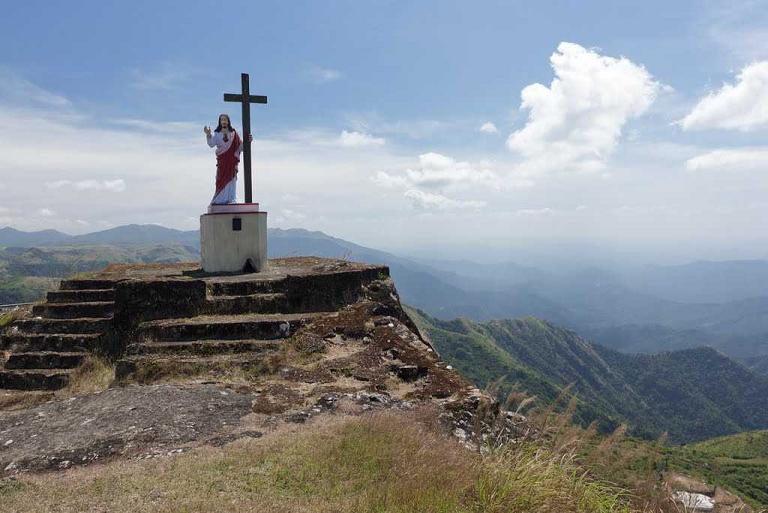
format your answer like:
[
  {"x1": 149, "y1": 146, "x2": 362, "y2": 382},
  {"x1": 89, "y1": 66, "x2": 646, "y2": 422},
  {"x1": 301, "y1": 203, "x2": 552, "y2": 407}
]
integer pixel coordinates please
[
  {"x1": 481, "y1": 384, "x2": 676, "y2": 513},
  {"x1": 0, "y1": 411, "x2": 645, "y2": 513}
]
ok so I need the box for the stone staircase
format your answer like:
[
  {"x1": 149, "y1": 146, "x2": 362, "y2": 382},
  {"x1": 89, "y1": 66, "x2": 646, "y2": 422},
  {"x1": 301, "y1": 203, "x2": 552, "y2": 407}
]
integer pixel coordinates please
[
  {"x1": 1, "y1": 258, "x2": 388, "y2": 388},
  {"x1": 0, "y1": 279, "x2": 116, "y2": 390},
  {"x1": 115, "y1": 276, "x2": 331, "y2": 380}
]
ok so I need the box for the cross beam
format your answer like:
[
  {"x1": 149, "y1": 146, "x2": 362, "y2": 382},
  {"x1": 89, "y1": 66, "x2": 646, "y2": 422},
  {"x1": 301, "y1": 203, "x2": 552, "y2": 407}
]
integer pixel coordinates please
[{"x1": 224, "y1": 73, "x2": 267, "y2": 204}]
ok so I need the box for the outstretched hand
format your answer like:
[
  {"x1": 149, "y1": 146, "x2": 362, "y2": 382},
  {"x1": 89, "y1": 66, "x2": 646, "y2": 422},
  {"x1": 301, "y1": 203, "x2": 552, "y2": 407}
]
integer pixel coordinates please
[{"x1": 203, "y1": 126, "x2": 212, "y2": 137}]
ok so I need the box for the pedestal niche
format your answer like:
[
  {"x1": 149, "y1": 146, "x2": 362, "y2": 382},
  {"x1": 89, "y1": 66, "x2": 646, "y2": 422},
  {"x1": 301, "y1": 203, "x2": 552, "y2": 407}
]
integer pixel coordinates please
[{"x1": 200, "y1": 203, "x2": 267, "y2": 273}]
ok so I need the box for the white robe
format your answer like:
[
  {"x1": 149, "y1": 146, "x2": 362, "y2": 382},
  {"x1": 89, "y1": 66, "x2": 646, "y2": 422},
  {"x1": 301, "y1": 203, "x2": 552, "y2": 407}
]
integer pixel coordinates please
[{"x1": 207, "y1": 130, "x2": 241, "y2": 204}]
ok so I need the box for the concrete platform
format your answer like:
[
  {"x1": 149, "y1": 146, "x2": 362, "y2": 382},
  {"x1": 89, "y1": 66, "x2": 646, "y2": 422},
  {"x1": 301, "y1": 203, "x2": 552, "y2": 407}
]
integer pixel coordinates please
[{"x1": 0, "y1": 257, "x2": 390, "y2": 390}]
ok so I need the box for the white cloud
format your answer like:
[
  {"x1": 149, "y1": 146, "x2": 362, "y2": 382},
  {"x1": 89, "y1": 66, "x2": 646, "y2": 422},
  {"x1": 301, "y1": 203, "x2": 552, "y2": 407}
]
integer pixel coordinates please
[
  {"x1": 38, "y1": 208, "x2": 55, "y2": 217},
  {"x1": 374, "y1": 152, "x2": 496, "y2": 211},
  {"x1": 703, "y1": 1, "x2": 768, "y2": 62},
  {"x1": 307, "y1": 67, "x2": 342, "y2": 84},
  {"x1": 280, "y1": 208, "x2": 306, "y2": 220},
  {"x1": 0, "y1": 69, "x2": 418, "y2": 235},
  {"x1": 0, "y1": 68, "x2": 70, "y2": 108},
  {"x1": 514, "y1": 207, "x2": 554, "y2": 216},
  {"x1": 507, "y1": 42, "x2": 660, "y2": 174},
  {"x1": 680, "y1": 61, "x2": 768, "y2": 132},
  {"x1": 404, "y1": 190, "x2": 485, "y2": 211},
  {"x1": 376, "y1": 152, "x2": 496, "y2": 191},
  {"x1": 479, "y1": 122, "x2": 499, "y2": 134},
  {"x1": 45, "y1": 179, "x2": 126, "y2": 192},
  {"x1": 2, "y1": 68, "x2": 766, "y2": 250},
  {"x1": 344, "y1": 113, "x2": 447, "y2": 139},
  {"x1": 685, "y1": 147, "x2": 768, "y2": 171},
  {"x1": 373, "y1": 171, "x2": 410, "y2": 189},
  {"x1": 338, "y1": 130, "x2": 386, "y2": 148}
]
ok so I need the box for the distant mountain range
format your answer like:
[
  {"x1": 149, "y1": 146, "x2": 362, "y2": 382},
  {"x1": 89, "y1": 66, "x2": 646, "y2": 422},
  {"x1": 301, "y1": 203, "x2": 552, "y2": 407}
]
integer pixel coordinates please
[
  {"x1": 409, "y1": 309, "x2": 768, "y2": 444},
  {"x1": 2, "y1": 224, "x2": 767, "y2": 375},
  {"x1": 0, "y1": 225, "x2": 199, "y2": 247}
]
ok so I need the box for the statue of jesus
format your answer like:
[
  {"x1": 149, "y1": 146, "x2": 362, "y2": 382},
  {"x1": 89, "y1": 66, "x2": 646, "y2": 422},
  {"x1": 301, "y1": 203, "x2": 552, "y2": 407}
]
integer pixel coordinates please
[{"x1": 203, "y1": 114, "x2": 252, "y2": 205}]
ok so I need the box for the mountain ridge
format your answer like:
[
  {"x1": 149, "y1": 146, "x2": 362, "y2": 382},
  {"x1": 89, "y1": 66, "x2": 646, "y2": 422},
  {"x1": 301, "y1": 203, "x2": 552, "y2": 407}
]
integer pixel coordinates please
[{"x1": 410, "y1": 309, "x2": 768, "y2": 444}]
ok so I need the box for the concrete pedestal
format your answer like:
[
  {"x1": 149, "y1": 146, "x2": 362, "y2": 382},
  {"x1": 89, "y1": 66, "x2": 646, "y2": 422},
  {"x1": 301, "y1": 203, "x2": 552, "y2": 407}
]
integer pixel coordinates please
[{"x1": 200, "y1": 206, "x2": 267, "y2": 273}]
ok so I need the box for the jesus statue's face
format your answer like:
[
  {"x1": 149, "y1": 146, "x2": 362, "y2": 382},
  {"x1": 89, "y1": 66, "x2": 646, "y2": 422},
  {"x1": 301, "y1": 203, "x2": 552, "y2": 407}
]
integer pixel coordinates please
[{"x1": 219, "y1": 115, "x2": 230, "y2": 130}]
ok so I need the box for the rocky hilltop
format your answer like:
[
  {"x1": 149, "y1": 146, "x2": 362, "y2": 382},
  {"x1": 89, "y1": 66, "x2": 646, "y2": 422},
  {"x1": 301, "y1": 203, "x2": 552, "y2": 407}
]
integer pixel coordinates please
[
  {"x1": 0, "y1": 258, "x2": 756, "y2": 512},
  {"x1": 0, "y1": 257, "x2": 516, "y2": 475}
]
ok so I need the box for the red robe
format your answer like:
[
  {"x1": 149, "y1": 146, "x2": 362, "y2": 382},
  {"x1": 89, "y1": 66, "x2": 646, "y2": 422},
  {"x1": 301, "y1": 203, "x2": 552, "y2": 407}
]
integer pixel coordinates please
[{"x1": 214, "y1": 130, "x2": 242, "y2": 199}]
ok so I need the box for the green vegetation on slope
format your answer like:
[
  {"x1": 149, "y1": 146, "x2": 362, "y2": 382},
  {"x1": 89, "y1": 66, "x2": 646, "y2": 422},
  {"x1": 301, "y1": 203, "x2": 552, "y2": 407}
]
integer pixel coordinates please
[
  {"x1": 0, "y1": 276, "x2": 58, "y2": 304},
  {"x1": 597, "y1": 347, "x2": 768, "y2": 443},
  {"x1": 667, "y1": 430, "x2": 768, "y2": 507},
  {"x1": 409, "y1": 308, "x2": 768, "y2": 444},
  {"x1": 407, "y1": 307, "x2": 631, "y2": 433},
  {"x1": 0, "y1": 245, "x2": 198, "y2": 303}
]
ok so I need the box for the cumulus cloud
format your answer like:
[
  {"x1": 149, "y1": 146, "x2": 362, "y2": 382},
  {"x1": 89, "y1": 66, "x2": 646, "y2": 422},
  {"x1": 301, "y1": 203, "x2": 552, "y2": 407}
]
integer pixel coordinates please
[
  {"x1": 479, "y1": 122, "x2": 499, "y2": 134},
  {"x1": 680, "y1": 62, "x2": 768, "y2": 132},
  {"x1": 45, "y1": 179, "x2": 127, "y2": 192},
  {"x1": 507, "y1": 42, "x2": 660, "y2": 174},
  {"x1": 374, "y1": 152, "x2": 496, "y2": 211},
  {"x1": 338, "y1": 130, "x2": 386, "y2": 147},
  {"x1": 376, "y1": 152, "x2": 496, "y2": 191},
  {"x1": 38, "y1": 208, "x2": 55, "y2": 217},
  {"x1": 685, "y1": 147, "x2": 768, "y2": 171},
  {"x1": 404, "y1": 190, "x2": 485, "y2": 211}
]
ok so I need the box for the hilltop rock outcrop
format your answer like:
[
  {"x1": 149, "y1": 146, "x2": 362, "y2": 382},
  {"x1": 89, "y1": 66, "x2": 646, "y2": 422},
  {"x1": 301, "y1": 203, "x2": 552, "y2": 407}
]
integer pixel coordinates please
[{"x1": 0, "y1": 257, "x2": 520, "y2": 474}]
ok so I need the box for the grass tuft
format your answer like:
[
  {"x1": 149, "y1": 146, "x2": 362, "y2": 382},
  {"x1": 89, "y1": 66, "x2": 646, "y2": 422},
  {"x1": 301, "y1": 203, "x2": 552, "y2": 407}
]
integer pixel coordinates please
[
  {"x1": 0, "y1": 309, "x2": 23, "y2": 329},
  {"x1": 59, "y1": 355, "x2": 115, "y2": 397}
]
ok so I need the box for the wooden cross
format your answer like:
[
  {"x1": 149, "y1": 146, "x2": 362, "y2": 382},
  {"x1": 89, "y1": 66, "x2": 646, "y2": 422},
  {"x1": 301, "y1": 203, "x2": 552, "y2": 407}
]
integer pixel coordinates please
[{"x1": 224, "y1": 73, "x2": 267, "y2": 204}]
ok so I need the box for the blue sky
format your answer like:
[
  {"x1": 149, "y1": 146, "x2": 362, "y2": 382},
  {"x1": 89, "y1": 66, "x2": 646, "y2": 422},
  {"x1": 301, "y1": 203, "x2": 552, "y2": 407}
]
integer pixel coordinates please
[{"x1": 1, "y1": 0, "x2": 767, "y2": 261}]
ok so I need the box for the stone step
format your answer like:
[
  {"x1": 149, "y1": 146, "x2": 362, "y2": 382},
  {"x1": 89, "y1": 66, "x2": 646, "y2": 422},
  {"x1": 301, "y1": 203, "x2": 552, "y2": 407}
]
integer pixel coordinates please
[
  {"x1": 32, "y1": 301, "x2": 114, "y2": 319},
  {"x1": 13, "y1": 317, "x2": 112, "y2": 335},
  {"x1": 47, "y1": 289, "x2": 115, "y2": 303},
  {"x1": 0, "y1": 333, "x2": 100, "y2": 352},
  {"x1": 0, "y1": 369, "x2": 72, "y2": 390},
  {"x1": 203, "y1": 293, "x2": 288, "y2": 315},
  {"x1": 138, "y1": 312, "x2": 327, "y2": 342},
  {"x1": 207, "y1": 278, "x2": 286, "y2": 297},
  {"x1": 4, "y1": 351, "x2": 86, "y2": 370},
  {"x1": 115, "y1": 352, "x2": 276, "y2": 382},
  {"x1": 59, "y1": 279, "x2": 116, "y2": 291},
  {"x1": 127, "y1": 339, "x2": 282, "y2": 356}
]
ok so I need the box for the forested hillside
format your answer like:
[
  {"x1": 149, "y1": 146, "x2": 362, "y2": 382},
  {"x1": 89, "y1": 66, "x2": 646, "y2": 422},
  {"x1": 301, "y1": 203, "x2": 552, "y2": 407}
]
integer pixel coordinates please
[{"x1": 410, "y1": 309, "x2": 768, "y2": 444}]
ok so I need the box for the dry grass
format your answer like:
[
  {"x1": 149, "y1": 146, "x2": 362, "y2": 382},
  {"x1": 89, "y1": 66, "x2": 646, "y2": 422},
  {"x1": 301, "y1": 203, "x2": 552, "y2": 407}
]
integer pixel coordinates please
[
  {"x1": 0, "y1": 411, "x2": 643, "y2": 513},
  {"x1": 58, "y1": 355, "x2": 115, "y2": 397},
  {"x1": 0, "y1": 309, "x2": 24, "y2": 329},
  {"x1": 126, "y1": 352, "x2": 285, "y2": 385},
  {"x1": 0, "y1": 357, "x2": 115, "y2": 412},
  {"x1": 469, "y1": 384, "x2": 682, "y2": 513},
  {"x1": 0, "y1": 390, "x2": 55, "y2": 411}
]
